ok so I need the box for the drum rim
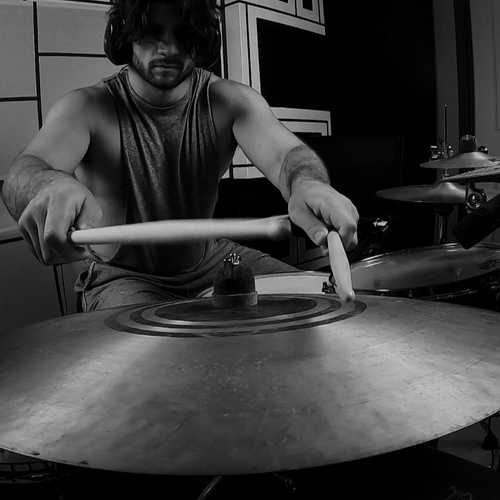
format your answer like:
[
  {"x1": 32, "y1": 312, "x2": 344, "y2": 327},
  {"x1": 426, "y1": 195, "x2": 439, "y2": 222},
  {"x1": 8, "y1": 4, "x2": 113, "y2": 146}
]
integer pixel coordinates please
[{"x1": 198, "y1": 270, "x2": 329, "y2": 297}]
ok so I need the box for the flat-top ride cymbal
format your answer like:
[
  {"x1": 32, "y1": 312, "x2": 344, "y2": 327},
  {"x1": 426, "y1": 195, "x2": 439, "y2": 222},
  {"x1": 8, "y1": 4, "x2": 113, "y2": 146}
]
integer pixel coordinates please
[
  {"x1": 376, "y1": 182, "x2": 466, "y2": 204},
  {"x1": 439, "y1": 163, "x2": 500, "y2": 184},
  {"x1": 420, "y1": 151, "x2": 498, "y2": 169},
  {"x1": 0, "y1": 292, "x2": 499, "y2": 476}
]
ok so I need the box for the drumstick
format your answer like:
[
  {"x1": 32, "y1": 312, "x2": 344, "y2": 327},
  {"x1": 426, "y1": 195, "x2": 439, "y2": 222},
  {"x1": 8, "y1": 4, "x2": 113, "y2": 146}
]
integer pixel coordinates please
[
  {"x1": 69, "y1": 215, "x2": 292, "y2": 245},
  {"x1": 327, "y1": 231, "x2": 355, "y2": 303}
]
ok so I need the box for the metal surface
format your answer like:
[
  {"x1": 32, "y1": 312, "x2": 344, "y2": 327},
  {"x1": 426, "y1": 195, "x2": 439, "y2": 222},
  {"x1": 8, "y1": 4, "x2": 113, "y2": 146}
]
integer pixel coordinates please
[
  {"x1": 420, "y1": 151, "x2": 498, "y2": 169},
  {"x1": 440, "y1": 164, "x2": 500, "y2": 184},
  {"x1": 0, "y1": 283, "x2": 499, "y2": 476},
  {"x1": 350, "y1": 243, "x2": 500, "y2": 298},
  {"x1": 376, "y1": 182, "x2": 466, "y2": 204}
]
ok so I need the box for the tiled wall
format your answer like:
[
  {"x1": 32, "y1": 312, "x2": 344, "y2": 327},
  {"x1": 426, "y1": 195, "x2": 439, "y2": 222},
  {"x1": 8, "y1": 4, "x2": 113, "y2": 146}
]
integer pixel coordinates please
[
  {"x1": 0, "y1": 0, "x2": 117, "y2": 235},
  {"x1": 0, "y1": 0, "x2": 115, "y2": 182},
  {"x1": 0, "y1": 0, "x2": 115, "y2": 326}
]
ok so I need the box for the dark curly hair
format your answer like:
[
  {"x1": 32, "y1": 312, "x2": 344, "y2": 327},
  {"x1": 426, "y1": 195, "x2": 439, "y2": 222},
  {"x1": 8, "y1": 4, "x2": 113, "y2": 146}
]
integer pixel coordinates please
[{"x1": 104, "y1": 0, "x2": 221, "y2": 69}]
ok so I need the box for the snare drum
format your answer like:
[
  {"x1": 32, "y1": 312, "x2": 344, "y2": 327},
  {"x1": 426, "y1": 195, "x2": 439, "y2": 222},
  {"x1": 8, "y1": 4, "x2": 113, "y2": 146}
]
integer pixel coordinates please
[
  {"x1": 198, "y1": 271, "x2": 330, "y2": 297},
  {"x1": 350, "y1": 242, "x2": 500, "y2": 309}
]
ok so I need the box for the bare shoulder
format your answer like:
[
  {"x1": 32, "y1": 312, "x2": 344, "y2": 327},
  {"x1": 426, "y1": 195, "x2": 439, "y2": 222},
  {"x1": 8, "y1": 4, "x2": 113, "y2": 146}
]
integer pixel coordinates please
[
  {"x1": 209, "y1": 77, "x2": 268, "y2": 114},
  {"x1": 44, "y1": 84, "x2": 116, "y2": 130}
]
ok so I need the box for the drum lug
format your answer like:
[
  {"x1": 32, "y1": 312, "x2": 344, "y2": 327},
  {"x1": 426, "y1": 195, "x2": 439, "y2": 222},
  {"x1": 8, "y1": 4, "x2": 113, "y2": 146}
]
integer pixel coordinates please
[{"x1": 322, "y1": 274, "x2": 336, "y2": 294}]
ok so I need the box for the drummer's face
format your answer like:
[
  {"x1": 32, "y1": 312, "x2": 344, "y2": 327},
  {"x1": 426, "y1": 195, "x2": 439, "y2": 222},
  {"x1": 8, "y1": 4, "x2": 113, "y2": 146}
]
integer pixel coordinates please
[{"x1": 131, "y1": 2, "x2": 195, "y2": 90}]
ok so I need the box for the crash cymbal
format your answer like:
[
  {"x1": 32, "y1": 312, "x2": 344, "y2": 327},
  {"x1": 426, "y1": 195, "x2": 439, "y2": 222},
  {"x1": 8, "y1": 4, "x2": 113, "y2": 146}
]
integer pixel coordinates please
[
  {"x1": 0, "y1": 293, "x2": 499, "y2": 475},
  {"x1": 420, "y1": 151, "x2": 498, "y2": 169},
  {"x1": 440, "y1": 163, "x2": 500, "y2": 184},
  {"x1": 376, "y1": 182, "x2": 466, "y2": 204}
]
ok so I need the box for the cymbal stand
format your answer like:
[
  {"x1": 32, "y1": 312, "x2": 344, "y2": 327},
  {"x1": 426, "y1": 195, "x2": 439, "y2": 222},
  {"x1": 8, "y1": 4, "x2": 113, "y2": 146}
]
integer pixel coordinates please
[
  {"x1": 431, "y1": 105, "x2": 455, "y2": 245},
  {"x1": 196, "y1": 473, "x2": 297, "y2": 499},
  {"x1": 433, "y1": 205, "x2": 453, "y2": 245}
]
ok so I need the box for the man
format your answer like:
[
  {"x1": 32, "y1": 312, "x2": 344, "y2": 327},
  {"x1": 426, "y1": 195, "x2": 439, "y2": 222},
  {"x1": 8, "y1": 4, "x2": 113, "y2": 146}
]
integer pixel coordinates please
[{"x1": 2, "y1": 0, "x2": 358, "y2": 311}]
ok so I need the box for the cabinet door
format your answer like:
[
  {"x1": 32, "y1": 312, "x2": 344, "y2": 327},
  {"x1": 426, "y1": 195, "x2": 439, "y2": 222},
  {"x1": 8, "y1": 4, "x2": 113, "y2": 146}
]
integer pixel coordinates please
[
  {"x1": 225, "y1": 0, "x2": 296, "y2": 15},
  {"x1": 296, "y1": 0, "x2": 324, "y2": 23},
  {"x1": 470, "y1": 0, "x2": 500, "y2": 243},
  {"x1": 0, "y1": 239, "x2": 60, "y2": 333}
]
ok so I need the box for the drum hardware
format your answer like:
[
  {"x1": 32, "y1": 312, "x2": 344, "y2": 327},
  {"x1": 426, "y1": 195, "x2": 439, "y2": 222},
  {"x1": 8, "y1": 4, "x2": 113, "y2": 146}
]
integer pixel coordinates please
[
  {"x1": 375, "y1": 183, "x2": 464, "y2": 244},
  {"x1": 346, "y1": 216, "x2": 391, "y2": 263},
  {"x1": 465, "y1": 184, "x2": 488, "y2": 211},
  {"x1": 350, "y1": 242, "x2": 500, "y2": 310},
  {"x1": 420, "y1": 134, "x2": 498, "y2": 171},
  {"x1": 439, "y1": 163, "x2": 500, "y2": 184},
  {"x1": 212, "y1": 252, "x2": 257, "y2": 308}
]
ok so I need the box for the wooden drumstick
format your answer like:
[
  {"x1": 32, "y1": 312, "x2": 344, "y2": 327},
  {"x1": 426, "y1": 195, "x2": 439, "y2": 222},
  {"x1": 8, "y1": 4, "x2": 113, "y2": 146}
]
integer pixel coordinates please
[
  {"x1": 327, "y1": 231, "x2": 355, "y2": 303},
  {"x1": 69, "y1": 215, "x2": 292, "y2": 245}
]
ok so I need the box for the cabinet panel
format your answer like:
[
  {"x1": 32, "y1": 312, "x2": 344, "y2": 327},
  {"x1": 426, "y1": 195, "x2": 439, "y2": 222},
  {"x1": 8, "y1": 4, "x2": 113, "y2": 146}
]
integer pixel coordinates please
[
  {"x1": 0, "y1": 101, "x2": 39, "y2": 179},
  {"x1": 0, "y1": 1, "x2": 36, "y2": 97},
  {"x1": 225, "y1": 0, "x2": 296, "y2": 15},
  {"x1": 37, "y1": 1, "x2": 108, "y2": 54},
  {"x1": 39, "y1": 56, "x2": 118, "y2": 117},
  {"x1": 296, "y1": 0, "x2": 322, "y2": 23},
  {"x1": 0, "y1": 239, "x2": 60, "y2": 333}
]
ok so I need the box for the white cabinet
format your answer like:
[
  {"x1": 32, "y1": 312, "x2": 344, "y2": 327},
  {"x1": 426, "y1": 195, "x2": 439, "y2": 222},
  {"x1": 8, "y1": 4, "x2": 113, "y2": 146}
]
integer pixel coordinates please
[
  {"x1": 297, "y1": 0, "x2": 324, "y2": 23},
  {"x1": 225, "y1": 0, "x2": 296, "y2": 15},
  {"x1": 0, "y1": 238, "x2": 60, "y2": 333}
]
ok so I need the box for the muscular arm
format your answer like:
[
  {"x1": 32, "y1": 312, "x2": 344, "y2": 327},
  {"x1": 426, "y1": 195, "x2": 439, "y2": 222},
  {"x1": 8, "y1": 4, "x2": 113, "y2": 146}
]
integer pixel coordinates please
[
  {"x1": 211, "y1": 80, "x2": 358, "y2": 248},
  {"x1": 278, "y1": 144, "x2": 330, "y2": 201},
  {"x1": 1, "y1": 90, "x2": 102, "y2": 264},
  {"x1": 2, "y1": 90, "x2": 91, "y2": 219},
  {"x1": 3, "y1": 155, "x2": 76, "y2": 222}
]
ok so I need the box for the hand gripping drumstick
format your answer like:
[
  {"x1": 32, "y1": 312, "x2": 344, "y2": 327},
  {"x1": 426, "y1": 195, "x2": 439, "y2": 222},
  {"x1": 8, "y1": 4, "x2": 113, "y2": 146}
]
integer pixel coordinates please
[{"x1": 327, "y1": 231, "x2": 356, "y2": 303}]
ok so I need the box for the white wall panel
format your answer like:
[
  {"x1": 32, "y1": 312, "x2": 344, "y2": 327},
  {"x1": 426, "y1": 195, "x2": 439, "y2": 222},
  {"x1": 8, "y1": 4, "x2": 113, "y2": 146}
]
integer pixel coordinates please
[
  {"x1": 39, "y1": 56, "x2": 118, "y2": 117},
  {"x1": 0, "y1": 239, "x2": 60, "y2": 333},
  {"x1": 296, "y1": 0, "x2": 321, "y2": 22},
  {"x1": 37, "y1": 1, "x2": 108, "y2": 54},
  {"x1": 225, "y1": 0, "x2": 296, "y2": 15},
  {"x1": 0, "y1": 2, "x2": 36, "y2": 97},
  {"x1": 0, "y1": 101, "x2": 39, "y2": 179}
]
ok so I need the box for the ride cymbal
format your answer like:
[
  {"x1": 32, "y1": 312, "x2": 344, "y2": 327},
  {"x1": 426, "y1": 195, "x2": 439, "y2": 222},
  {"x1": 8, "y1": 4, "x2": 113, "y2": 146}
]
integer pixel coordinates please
[
  {"x1": 376, "y1": 182, "x2": 466, "y2": 204},
  {"x1": 440, "y1": 164, "x2": 500, "y2": 184},
  {"x1": 0, "y1": 294, "x2": 499, "y2": 475},
  {"x1": 420, "y1": 151, "x2": 498, "y2": 170}
]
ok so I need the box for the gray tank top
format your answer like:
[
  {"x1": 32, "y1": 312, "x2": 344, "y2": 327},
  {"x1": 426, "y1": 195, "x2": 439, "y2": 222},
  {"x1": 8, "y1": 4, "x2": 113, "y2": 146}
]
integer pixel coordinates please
[{"x1": 101, "y1": 67, "x2": 229, "y2": 276}]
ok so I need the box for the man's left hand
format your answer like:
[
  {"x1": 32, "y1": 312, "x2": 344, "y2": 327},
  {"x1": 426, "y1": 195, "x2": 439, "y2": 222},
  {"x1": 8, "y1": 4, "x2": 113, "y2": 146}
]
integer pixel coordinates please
[{"x1": 288, "y1": 180, "x2": 359, "y2": 250}]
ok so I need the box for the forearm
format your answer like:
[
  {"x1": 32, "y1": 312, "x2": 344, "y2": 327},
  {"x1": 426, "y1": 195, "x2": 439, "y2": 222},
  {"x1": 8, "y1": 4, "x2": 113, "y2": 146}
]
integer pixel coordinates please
[
  {"x1": 2, "y1": 154, "x2": 74, "y2": 221},
  {"x1": 278, "y1": 144, "x2": 330, "y2": 201}
]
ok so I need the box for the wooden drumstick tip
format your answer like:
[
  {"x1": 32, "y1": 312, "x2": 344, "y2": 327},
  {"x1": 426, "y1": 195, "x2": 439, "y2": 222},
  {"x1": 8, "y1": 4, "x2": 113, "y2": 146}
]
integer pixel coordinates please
[{"x1": 327, "y1": 231, "x2": 355, "y2": 304}]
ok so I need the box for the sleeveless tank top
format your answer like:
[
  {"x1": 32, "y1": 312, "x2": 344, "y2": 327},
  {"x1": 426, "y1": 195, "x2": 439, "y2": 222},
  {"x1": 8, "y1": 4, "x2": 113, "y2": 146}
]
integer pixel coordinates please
[{"x1": 101, "y1": 67, "x2": 229, "y2": 276}]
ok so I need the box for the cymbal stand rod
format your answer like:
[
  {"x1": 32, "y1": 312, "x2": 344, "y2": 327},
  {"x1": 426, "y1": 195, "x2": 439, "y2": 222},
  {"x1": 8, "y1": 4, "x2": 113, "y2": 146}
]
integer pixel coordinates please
[
  {"x1": 197, "y1": 475, "x2": 223, "y2": 500},
  {"x1": 444, "y1": 104, "x2": 448, "y2": 157},
  {"x1": 434, "y1": 211, "x2": 448, "y2": 245}
]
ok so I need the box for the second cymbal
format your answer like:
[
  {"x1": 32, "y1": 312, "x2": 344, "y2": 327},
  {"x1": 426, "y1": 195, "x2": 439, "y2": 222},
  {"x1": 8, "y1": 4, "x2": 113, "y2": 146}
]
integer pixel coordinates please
[
  {"x1": 420, "y1": 151, "x2": 498, "y2": 170},
  {"x1": 439, "y1": 164, "x2": 500, "y2": 184},
  {"x1": 376, "y1": 182, "x2": 466, "y2": 204}
]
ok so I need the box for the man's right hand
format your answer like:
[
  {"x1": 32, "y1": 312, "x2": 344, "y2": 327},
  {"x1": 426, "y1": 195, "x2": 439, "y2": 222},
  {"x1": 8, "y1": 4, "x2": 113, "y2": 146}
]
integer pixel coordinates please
[{"x1": 18, "y1": 177, "x2": 102, "y2": 265}]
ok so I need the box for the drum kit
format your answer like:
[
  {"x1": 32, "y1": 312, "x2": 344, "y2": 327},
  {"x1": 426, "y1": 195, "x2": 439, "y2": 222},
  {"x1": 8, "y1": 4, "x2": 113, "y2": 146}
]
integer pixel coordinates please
[{"x1": 1, "y1": 143, "x2": 500, "y2": 499}]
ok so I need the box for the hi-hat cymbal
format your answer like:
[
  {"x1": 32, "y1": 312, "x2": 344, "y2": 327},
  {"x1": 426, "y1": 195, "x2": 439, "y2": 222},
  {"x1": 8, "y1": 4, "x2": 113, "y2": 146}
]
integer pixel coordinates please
[
  {"x1": 420, "y1": 151, "x2": 498, "y2": 169},
  {"x1": 440, "y1": 163, "x2": 500, "y2": 184},
  {"x1": 376, "y1": 182, "x2": 466, "y2": 204},
  {"x1": 0, "y1": 294, "x2": 499, "y2": 475}
]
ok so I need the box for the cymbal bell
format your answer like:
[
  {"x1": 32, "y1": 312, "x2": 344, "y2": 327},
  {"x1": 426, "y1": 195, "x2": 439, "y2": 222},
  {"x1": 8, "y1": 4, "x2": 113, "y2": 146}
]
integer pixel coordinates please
[
  {"x1": 420, "y1": 151, "x2": 498, "y2": 169},
  {"x1": 440, "y1": 164, "x2": 500, "y2": 184},
  {"x1": 0, "y1": 293, "x2": 499, "y2": 475},
  {"x1": 376, "y1": 182, "x2": 466, "y2": 204}
]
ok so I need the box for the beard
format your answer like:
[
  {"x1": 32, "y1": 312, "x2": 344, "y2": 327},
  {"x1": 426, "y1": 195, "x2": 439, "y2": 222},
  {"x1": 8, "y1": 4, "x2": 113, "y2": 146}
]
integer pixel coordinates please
[{"x1": 131, "y1": 54, "x2": 193, "y2": 90}]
